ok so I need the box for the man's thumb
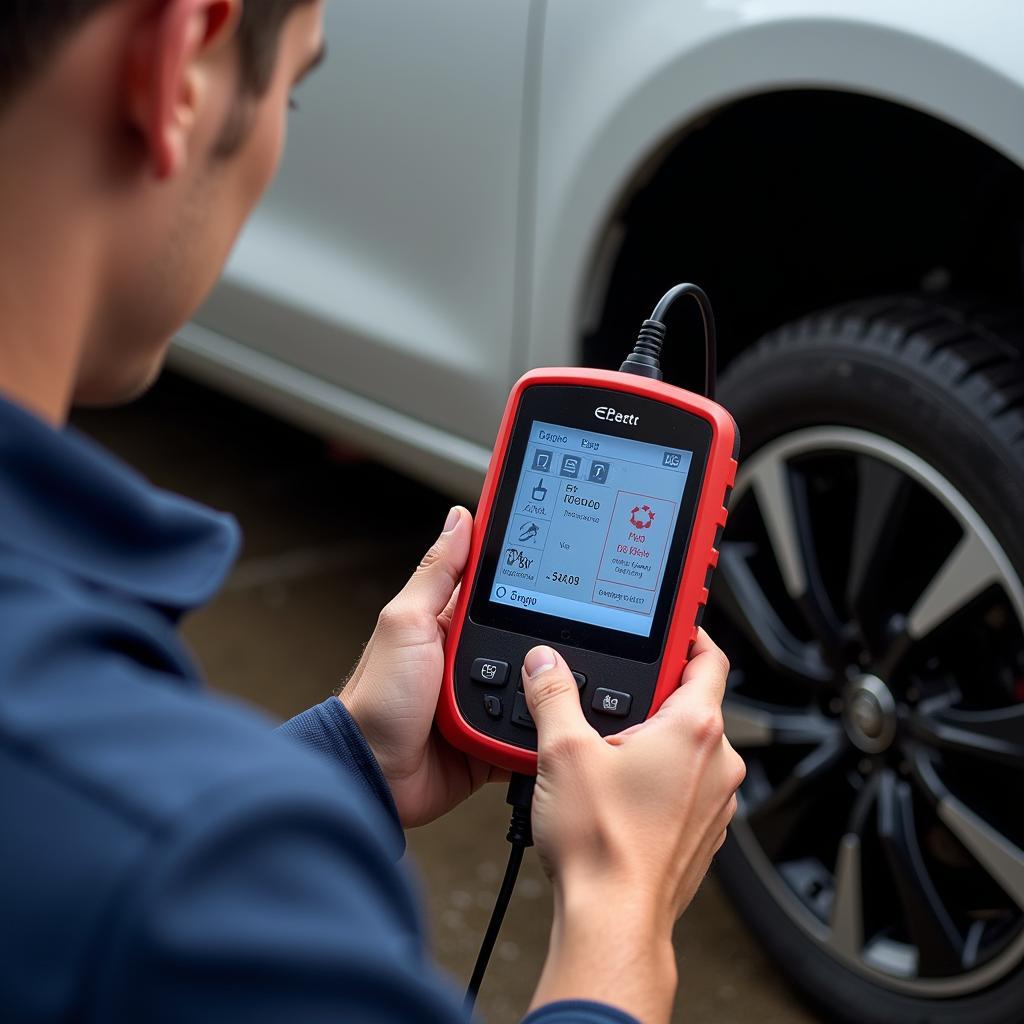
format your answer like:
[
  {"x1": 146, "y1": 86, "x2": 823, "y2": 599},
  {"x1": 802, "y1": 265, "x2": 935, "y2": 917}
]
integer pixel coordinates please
[
  {"x1": 522, "y1": 647, "x2": 590, "y2": 747},
  {"x1": 398, "y1": 506, "x2": 471, "y2": 616}
]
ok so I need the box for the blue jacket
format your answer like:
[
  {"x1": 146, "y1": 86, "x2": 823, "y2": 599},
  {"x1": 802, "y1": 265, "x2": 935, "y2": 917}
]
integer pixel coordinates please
[{"x1": 0, "y1": 395, "x2": 636, "y2": 1024}]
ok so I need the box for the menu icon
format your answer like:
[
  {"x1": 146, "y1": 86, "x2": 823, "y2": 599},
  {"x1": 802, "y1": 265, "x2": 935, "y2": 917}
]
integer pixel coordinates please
[{"x1": 560, "y1": 455, "x2": 581, "y2": 478}]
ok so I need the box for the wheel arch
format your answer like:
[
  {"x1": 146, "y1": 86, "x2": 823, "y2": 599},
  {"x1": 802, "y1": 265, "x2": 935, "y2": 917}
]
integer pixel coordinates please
[{"x1": 525, "y1": 12, "x2": 1024, "y2": 381}]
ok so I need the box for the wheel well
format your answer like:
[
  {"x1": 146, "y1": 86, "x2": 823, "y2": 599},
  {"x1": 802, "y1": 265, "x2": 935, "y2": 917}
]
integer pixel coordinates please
[{"x1": 583, "y1": 90, "x2": 1024, "y2": 391}]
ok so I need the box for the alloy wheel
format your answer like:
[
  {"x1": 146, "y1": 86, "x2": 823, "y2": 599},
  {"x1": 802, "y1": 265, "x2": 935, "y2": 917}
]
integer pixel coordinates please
[{"x1": 713, "y1": 426, "x2": 1024, "y2": 997}]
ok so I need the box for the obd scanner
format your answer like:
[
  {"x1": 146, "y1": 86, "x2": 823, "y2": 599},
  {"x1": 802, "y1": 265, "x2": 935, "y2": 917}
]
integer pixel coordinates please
[
  {"x1": 439, "y1": 283, "x2": 739, "y2": 775},
  {"x1": 445, "y1": 284, "x2": 740, "y2": 1008}
]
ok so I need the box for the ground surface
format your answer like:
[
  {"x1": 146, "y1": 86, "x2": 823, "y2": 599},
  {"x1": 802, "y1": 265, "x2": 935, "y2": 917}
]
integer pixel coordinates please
[{"x1": 75, "y1": 373, "x2": 817, "y2": 1024}]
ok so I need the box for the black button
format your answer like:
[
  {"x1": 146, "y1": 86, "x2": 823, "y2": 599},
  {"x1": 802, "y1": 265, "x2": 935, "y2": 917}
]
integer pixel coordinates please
[
  {"x1": 511, "y1": 692, "x2": 535, "y2": 729},
  {"x1": 592, "y1": 688, "x2": 631, "y2": 717},
  {"x1": 483, "y1": 694, "x2": 503, "y2": 719},
  {"x1": 470, "y1": 658, "x2": 509, "y2": 687}
]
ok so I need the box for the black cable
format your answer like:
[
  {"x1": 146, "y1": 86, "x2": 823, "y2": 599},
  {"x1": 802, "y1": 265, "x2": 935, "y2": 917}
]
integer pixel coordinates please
[
  {"x1": 465, "y1": 840, "x2": 524, "y2": 1008},
  {"x1": 619, "y1": 282, "x2": 717, "y2": 399},
  {"x1": 465, "y1": 773, "x2": 535, "y2": 1010}
]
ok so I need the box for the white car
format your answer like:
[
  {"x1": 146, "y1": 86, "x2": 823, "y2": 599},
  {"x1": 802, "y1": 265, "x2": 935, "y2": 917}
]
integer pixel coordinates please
[{"x1": 174, "y1": 4, "x2": 1024, "y2": 1021}]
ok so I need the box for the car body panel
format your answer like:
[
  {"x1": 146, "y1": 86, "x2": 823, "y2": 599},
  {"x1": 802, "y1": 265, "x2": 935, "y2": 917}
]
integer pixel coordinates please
[
  {"x1": 177, "y1": 0, "x2": 539, "y2": 473},
  {"x1": 173, "y1": 0, "x2": 1024, "y2": 494}
]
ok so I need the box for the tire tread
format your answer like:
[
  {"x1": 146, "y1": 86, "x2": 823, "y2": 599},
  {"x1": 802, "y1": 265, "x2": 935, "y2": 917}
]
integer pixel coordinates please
[{"x1": 729, "y1": 294, "x2": 1024, "y2": 464}]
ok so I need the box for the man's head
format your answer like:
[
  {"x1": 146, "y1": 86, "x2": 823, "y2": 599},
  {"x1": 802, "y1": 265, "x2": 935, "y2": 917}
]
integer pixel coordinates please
[{"x1": 0, "y1": 0, "x2": 324, "y2": 411}]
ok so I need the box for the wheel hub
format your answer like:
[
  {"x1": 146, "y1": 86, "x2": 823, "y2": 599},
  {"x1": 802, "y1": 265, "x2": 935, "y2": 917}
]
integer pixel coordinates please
[{"x1": 844, "y1": 674, "x2": 897, "y2": 754}]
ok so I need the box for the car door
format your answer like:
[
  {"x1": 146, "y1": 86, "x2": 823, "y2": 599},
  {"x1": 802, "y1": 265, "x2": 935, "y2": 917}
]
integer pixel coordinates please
[{"x1": 191, "y1": 1, "x2": 535, "y2": 446}]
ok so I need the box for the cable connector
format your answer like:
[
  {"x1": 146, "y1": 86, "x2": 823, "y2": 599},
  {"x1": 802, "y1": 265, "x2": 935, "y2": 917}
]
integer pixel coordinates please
[
  {"x1": 619, "y1": 282, "x2": 717, "y2": 399},
  {"x1": 505, "y1": 772, "x2": 535, "y2": 846},
  {"x1": 619, "y1": 319, "x2": 668, "y2": 380},
  {"x1": 505, "y1": 774, "x2": 536, "y2": 847}
]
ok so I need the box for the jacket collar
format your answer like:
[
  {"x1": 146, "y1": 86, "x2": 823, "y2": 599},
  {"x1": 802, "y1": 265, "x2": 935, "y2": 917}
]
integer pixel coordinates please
[{"x1": 0, "y1": 393, "x2": 239, "y2": 614}]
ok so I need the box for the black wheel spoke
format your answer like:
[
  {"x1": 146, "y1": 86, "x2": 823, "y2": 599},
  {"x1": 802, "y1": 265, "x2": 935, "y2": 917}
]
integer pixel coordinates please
[
  {"x1": 846, "y1": 456, "x2": 911, "y2": 616},
  {"x1": 716, "y1": 542, "x2": 831, "y2": 685},
  {"x1": 909, "y1": 700, "x2": 1024, "y2": 768},
  {"x1": 827, "y1": 778, "x2": 880, "y2": 958},
  {"x1": 876, "y1": 769, "x2": 965, "y2": 976},
  {"x1": 844, "y1": 770, "x2": 881, "y2": 837},
  {"x1": 744, "y1": 735, "x2": 849, "y2": 860},
  {"x1": 723, "y1": 691, "x2": 840, "y2": 749},
  {"x1": 746, "y1": 451, "x2": 847, "y2": 661},
  {"x1": 745, "y1": 448, "x2": 808, "y2": 603},
  {"x1": 875, "y1": 618, "x2": 913, "y2": 682},
  {"x1": 789, "y1": 470, "x2": 848, "y2": 662},
  {"x1": 908, "y1": 750, "x2": 1024, "y2": 912}
]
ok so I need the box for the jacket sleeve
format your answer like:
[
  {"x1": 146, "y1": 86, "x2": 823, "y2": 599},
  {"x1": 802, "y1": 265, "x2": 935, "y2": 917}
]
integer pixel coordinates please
[
  {"x1": 523, "y1": 1003, "x2": 639, "y2": 1024},
  {"x1": 87, "y1": 761, "x2": 639, "y2": 1024},
  {"x1": 278, "y1": 696, "x2": 403, "y2": 845}
]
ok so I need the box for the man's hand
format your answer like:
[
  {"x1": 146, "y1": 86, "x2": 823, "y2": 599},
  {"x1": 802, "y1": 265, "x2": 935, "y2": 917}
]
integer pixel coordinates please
[
  {"x1": 340, "y1": 507, "x2": 506, "y2": 828},
  {"x1": 523, "y1": 632, "x2": 745, "y2": 1023}
]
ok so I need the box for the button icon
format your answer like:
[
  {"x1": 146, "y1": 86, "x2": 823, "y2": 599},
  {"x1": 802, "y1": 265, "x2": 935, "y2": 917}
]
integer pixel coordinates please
[
  {"x1": 592, "y1": 687, "x2": 632, "y2": 717},
  {"x1": 471, "y1": 658, "x2": 510, "y2": 687},
  {"x1": 560, "y1": 455, "x2": 581, "y2": 478},
  {"x1": 662, "y1": 451, "x2": 682, "y2": 468},
  {"x1": 504, "y1": 547, "x2": 534, "y2": 569},
  {"x1": 531, "y1": 478, "x2": 548, "y2": 502},
  {"x1": 532, "y1": 449, "x2": 553, "y2": 472},
  {"x1": 587, "y1": 460, "x2": 610, "y2": 484},
  {"x1": 518, "y1": 521, "x2": 540, "y2": 543},
  {"x1": 510, "y1": 515, "x2": 546, "y2": 550},
  {"x1": 483, "y1": 694, "x2": 503, "y2": 719}
]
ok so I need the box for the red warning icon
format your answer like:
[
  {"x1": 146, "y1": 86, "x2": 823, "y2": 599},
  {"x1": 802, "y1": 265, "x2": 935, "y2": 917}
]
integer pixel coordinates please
[{"x1": 629, "y1": 504, "x2": 655, "y2": 530}]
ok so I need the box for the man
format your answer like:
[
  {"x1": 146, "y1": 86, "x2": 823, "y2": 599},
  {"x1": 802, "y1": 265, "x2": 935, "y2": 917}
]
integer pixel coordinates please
[{"x1": 0, "y1": 2, "x2": 746, "y2": 1022}]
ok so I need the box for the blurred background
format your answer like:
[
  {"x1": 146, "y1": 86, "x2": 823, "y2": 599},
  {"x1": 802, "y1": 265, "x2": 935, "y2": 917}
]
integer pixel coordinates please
[{"x1": 82, "y1": 3, "x2": 1024, "y2": 1022}]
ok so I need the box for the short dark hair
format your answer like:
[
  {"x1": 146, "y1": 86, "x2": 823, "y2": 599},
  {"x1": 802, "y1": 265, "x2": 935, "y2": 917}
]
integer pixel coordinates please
[{"x1": 0, "y1": 0, "x2": 314, "y2": 109}]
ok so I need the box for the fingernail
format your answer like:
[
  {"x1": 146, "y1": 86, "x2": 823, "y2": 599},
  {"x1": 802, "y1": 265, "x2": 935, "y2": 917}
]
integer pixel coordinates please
[
  {"x1": 442, "y1": 507, "x2": 460, "y2": 534},
  {"x1": 523, "y1": 646, "x2": 556, "y2": 679}
]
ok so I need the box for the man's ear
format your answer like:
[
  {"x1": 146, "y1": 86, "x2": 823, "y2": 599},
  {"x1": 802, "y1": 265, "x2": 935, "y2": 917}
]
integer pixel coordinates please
[{"x1": 125, "y1": 0, "x2": 242, "y2": 180}]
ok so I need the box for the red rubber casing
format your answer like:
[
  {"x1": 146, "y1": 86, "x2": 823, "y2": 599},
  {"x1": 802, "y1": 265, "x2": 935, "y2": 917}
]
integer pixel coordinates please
[{"x1": 437, "y1": 368, "x2": 738, "y2": 774}]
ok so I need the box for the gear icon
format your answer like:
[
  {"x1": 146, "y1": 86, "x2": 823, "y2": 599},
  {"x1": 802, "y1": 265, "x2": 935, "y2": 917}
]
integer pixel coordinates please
[{"x1": 629, "y1": 504, "x2": 655, "y2": 530}]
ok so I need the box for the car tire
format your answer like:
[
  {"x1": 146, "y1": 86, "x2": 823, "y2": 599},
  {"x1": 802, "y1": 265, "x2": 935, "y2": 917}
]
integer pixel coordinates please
[{"x1": 709, "y1": 295, "x2": 1024, "y2": 1024}]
